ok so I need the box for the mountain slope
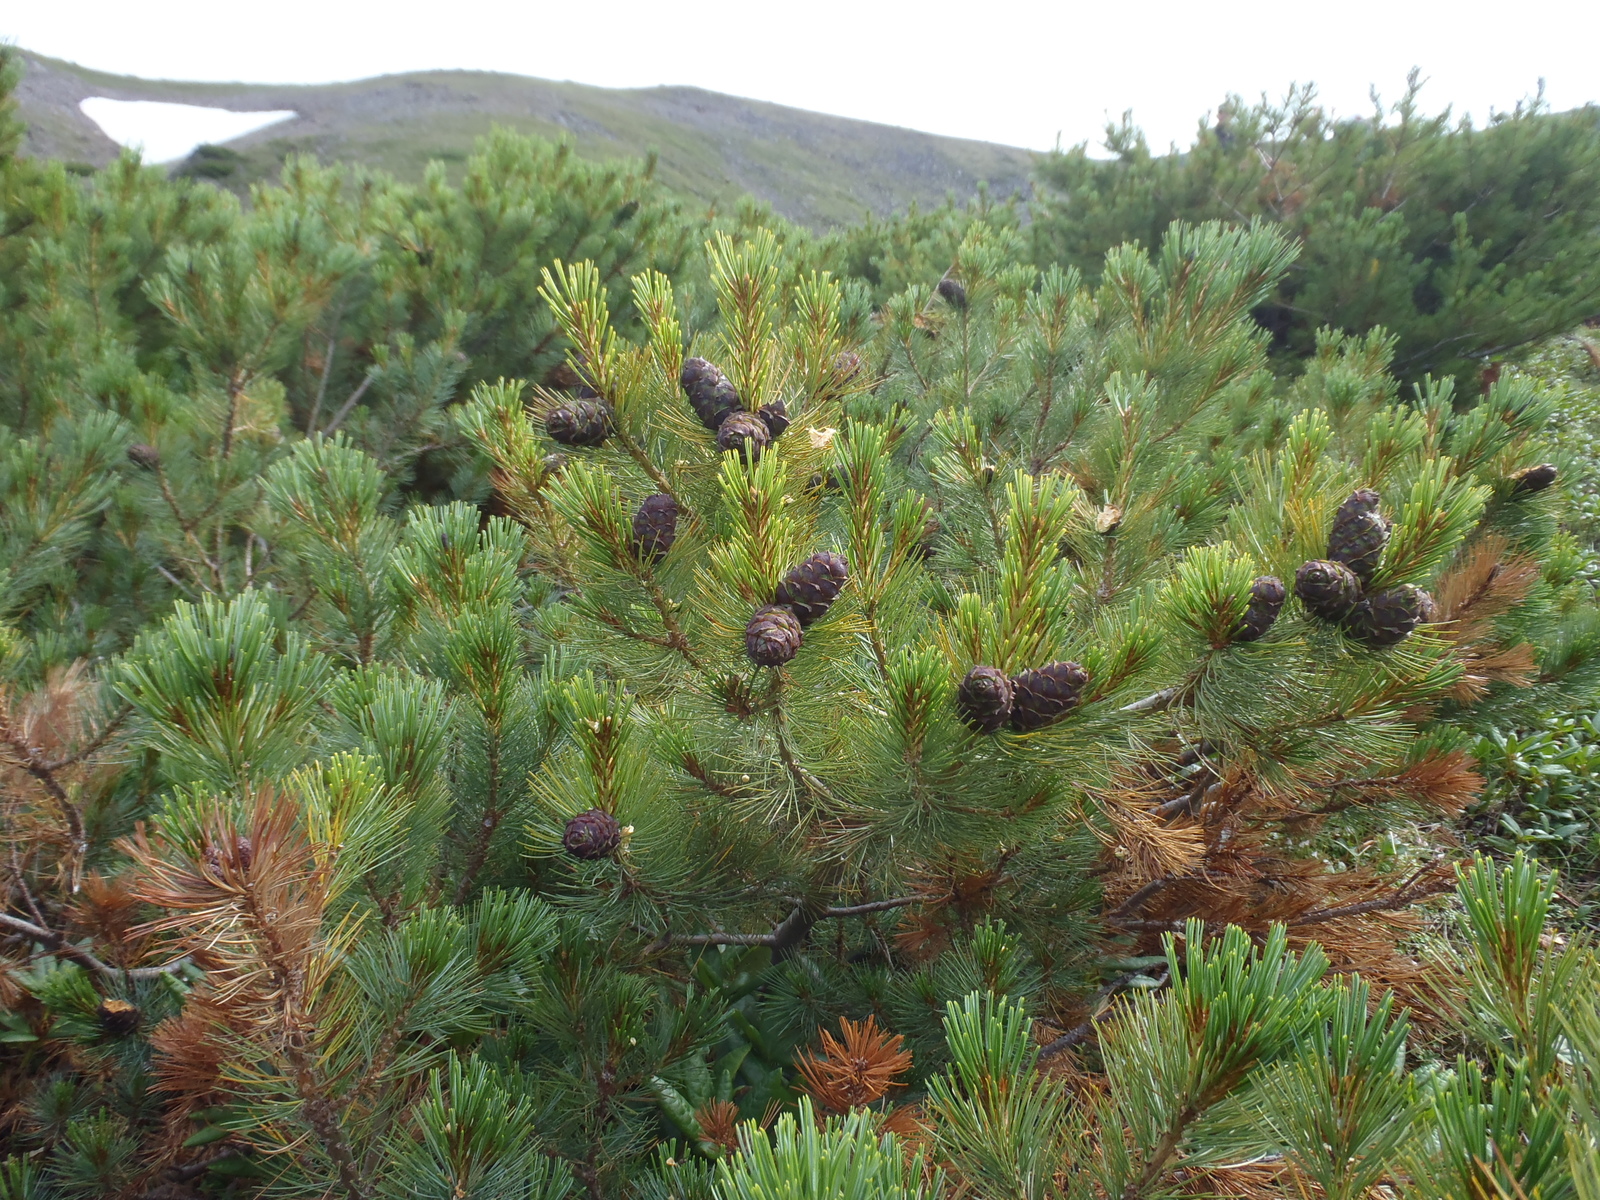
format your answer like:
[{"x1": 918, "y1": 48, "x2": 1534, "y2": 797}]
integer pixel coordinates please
[{"x1": 13, "y1": 50, "x2": 1037, "y2": 229}]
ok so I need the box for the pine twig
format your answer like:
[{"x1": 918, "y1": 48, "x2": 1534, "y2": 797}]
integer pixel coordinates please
[
  {"x1": 38, "y1": 704, "x2": 131, "y2": 772},
  {"x1": 1037, "y1": 967, "x2": 1171, "y2": 1061},
  {"x1": 1121, "y1": 687, "x2": 1180, "y2": 714},
  {"x1": 0, "y1": 911, "x2": 189, "y2": 979},
  {"x1": 610, "y1": 423, "x2": 679, "y2": 504},
  {"x1": 453, "y1": 725, "x2": 503, "y2": 905},
  {"x1": 1291, "y1": 874, "x2": 1456, "y2": 926},
  {"x1": 822, "y1": 897, "x2": 921, "y2": 917},
  {"x1": 667, "y1": 897, "x2": 920, "y2": 948},
  {"x1": 1106, "y1": 865, "x2": 1456, "y2": 933},
  {"x1": 220, "y1": 371, "x2": 245, "y2": 460},
  {"x1": 322, "y1": 372, "x2": 375, "y2": 436},
  {"x1": 138, "y1": 1146, "x2": 249, "y2": 1196},
  {"x1": 0, "y1": 709, "x2": 87, "y2": 863}
]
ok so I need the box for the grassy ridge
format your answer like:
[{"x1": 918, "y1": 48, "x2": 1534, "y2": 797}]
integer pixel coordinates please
[{"x1": 14, "y1": 49, "x2": 1036, "y2": 228}]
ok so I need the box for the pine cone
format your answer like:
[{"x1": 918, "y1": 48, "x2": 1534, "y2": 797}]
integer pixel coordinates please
[
  {"x1": 563, "y1": 808, "x2": 622, "y2": 860},
  {"x1": 716, "y1": 411, "x2": 771, "y2": 462},
  {"x1": 833, "y1": 350, "x2": 864, "y2": 383},
  {"x1": 545, "y1": 400, "x2": 611, "y2": 447},
  {"x1": 126, "y1": 443, "x2": 161, "y2": 470},
  {"x1": 956, "y1": 666, "x2": 1014, "y2": 733},
  {"x1": 1342, "y1": 584, "x2": 1436, "y2": 646},
  {"x1": 630, "y1": 494, "x2": 679, "y2": 564},
  {"x1": 680, "y1": 357, "x2": 742, "y2": 431},
  {"x1": 773, "y1": 552, "x2": 849, "y2": 625},
  {"x1": 746, "y1": 604, "x2": 804, "y2": 667},
  {"x1": 1327, "y1": 489, "x2": 1388, "y2": 584},
  {"x1": 805, "y1": 469, "x2": 842, "y2": 495},
  {"x1": 1231, "y1": 575, "x2": 1286, "y2": 643},
  {"x1": 97, "y1": 998, "x2": 140, "y2": 1037},
  {"x1": 1295, "y1": 559, "x2": 1362, "y2": 623},
  {"x1": 757, "y1": 398, "x2": 791, "y2": 438},
  {"x1": 1510, "y1": 463, "x2": 1558, "y2": 495},
  {"x1": 1009, "y1": 661, "x2": 1089, "y2": 732},
  {"x1": 937, "y1": 278, "x2": 968, "y2": 310},
  {"x1": 545, "y1": 360, "x2": 584, "y2": 390}
]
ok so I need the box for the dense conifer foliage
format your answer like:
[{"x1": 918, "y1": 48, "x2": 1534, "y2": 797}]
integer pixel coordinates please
[
  {"x1": 3, "y1": 45, "x2": 1600, "y2": 1200},
  {"x1": 1029, "y1": 76, "x2": 1600, "y2": 387}
]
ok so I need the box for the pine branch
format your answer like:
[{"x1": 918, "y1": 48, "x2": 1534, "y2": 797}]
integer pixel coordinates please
[
  {"x1": 1123, "y1": 1111, "x2": 1199, "y2": 1200},
  {"x1": 453, "y1": 723, "x2": 503, "y2": 905},
  {"x1": 1292, "y1": 873, "x2": 1456, "y2": 926},
  {"x1": 668, "y1": 897, "x2": 920, "y2": 948},
  {"x1": 1121, "y1": 687, "x2": 1181, "y2": 713},
  {"x1": 1106, "y1": 865, "x2": 1456, "y2": 933},
  {"x1": 0, "y1": 911, "x2": 188, "y2": 979},
  {"x1": 641, "y1": 578, "x2": 705, "y2": 672},
  {"x1": 322, "y1": 372, "x2": 375, "y2": 436},
  {"x1": 0, "y1": 709, "x2": 86, "y2": 863},
  {"x1": 153, "y1": 466, "x2": 225, "y2": 592},
  {"x1": 38, "y1": 704, "x2": 131, "y2": 772},
  {"x1": 822, "y1": 897, "x2": 922, "y2": 917},
  {"x1": 305, "y1": 299, "x2": 346, "y2": 434},
  {"x1": 220, "y1": 370, "x2": 245, "y2": 460},
  {"x1": 1037, "y1": 967, "x2": 1171, "y2": 1061},
  {"x1": 609, "y1": 423, "x2": 678, "y2": 503},
  {"x1": 137, "y1": 1147, "x2": 249, "y2": 1198}
]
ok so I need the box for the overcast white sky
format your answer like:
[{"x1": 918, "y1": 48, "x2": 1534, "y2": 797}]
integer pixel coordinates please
[{"x1": 6, "y1": 0, "x2": 1600, "y2": 153}]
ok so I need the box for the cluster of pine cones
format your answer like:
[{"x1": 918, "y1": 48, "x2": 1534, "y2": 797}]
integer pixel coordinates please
[
  {"x1": 1293, "y1": 489, "x2": 1434, "y2": 645},
  {"x1": 957, "y1": 660, "x2": 1089, "y2": 734},
  {"x1": 681, "y1": 357, "x2": 790, "y2": 462},
  {"x1": 746, "y1": 552, "x2": 849, "y2": 667}
]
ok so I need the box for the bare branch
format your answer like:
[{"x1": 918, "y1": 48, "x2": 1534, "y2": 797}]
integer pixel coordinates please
[
  {"x1": 0, "y1": 911, "x2": 189, "y2": 979},
  {"x1": 39, "y1": 704, "x2": 132, "y2": 772},
  {"x1": 0, "y1": 710, "x2": 86, "y2": 862},
  {"x1": 1121, "y1": 687, "x2": 1180, "y2": 714},
  {"x1": 322, "y1": 372, "x2": 375, "y2": 436},
  {"x1": 1037, "y1": 968, "x2": 1171, "y2": 1061},
  {"x1": 661, "y1": 896, "x2": 921, "y2": 949}
]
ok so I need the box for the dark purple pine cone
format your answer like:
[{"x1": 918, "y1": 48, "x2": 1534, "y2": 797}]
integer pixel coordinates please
[
  {"x1": 203, "y1": 835, "x2": 254, "y2": 875},
  {"x1": 773, "y1": 552, "x2": 849, "y2": 625},
  {"x1": 937, "y1": 278, "x2": 968, "y2": 309},
  {"x1": 630, "y1": 494, "x2": 679, "y2": 564},
  {"x1": 1231, "y1": 575, "x2": 1286, "y2": 643},
  {"x1": 680, "y1": 356, "x2": 742, "y2": 431},
  {"x1": 1342, "y1": 584, "x2": 1436, "y2": 646},
  {"x1": 1510, "y1": 463, "x2": 1558, "y2": 495},
  {"x1": 545, "y1": 359, "x2": 584, "y2": 390},
  {"x1": 1009, "y1": 661, "x2": 1089, "y2": 732},
  {"x1": 545, "y1": 400, "x2": 611, "y2": 448},
  {"x1": 1294, "y1": 559, "x2": 1362, "y2": 623},
  {"x1": 1326, "y1": 489, "x2": 1389, "y2": 584},
  {"x1": 757, "y1": 398, "x2": 791, "y2": 438},
  {"x1": 956, "y1": 665, "x2": 1014, "y2": 734},
  {"x1": 549, "y1": 353, "x2": 600, "y2": 397},
  {"x1": 716, "y1": 411, "x2": 771, "y2": 463},
  {"x1": 127, "y1": 443, "x2": 162, "y2": 470},
  {"x1": 746, "y1": 604, "x2": 804, "y2": 667},
  {"x1": 563, "y1": 808, "x2": 622, "y2": 860}
]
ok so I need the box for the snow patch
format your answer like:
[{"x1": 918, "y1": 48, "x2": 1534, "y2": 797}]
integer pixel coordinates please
[{"x1": 79, "y1": 98, "x2": 297, "y2": 163}]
